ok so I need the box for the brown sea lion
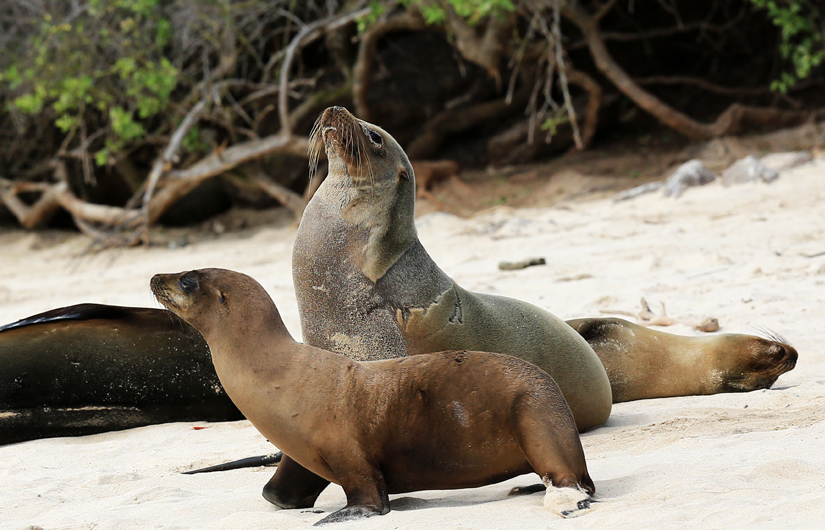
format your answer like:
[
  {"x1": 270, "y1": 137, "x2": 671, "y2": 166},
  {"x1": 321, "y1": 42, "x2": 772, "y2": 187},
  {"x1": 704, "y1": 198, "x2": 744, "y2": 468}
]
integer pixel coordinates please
[
  {"x1": 568, "y1": 318, "x2": 798, "y2": 402},
  {"x1": 151, "y1": 268, "x2": 596, "y2": 524},
  {"x1": 0, "y1": 304, "x2": 242, "y2": 445}
]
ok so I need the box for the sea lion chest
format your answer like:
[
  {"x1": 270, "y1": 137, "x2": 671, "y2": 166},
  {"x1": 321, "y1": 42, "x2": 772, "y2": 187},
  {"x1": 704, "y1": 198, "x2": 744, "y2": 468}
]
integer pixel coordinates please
[
  {"x1": 293, "y1": 191, "x2": 453, "y2": 360},
  {"x1": 293, "y1": 193, "x2": 404, "y2": 360}
]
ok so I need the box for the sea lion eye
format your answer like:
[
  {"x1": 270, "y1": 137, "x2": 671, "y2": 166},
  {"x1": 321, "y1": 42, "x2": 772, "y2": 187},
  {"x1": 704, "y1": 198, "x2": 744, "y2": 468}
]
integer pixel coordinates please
[
  {"x1": 179, "y1": 273, "x2": 198, "y2": 293},
  {"x1": 367, "y1": 129, "x2": 383, "y2": 146},
  {"x1": 399, "y1": 170, "x2": 410, "y2": 181}
]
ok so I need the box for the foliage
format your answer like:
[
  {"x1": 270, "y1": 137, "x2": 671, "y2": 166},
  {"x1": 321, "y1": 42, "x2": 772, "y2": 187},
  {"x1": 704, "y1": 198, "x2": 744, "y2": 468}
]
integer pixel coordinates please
[
  {"x1": 412, "y1": 0, "x2": 516, "y2": 25},
  {"x1": 748, "y1": 0, "x2": 825, "y2": 92},
  {"x1": 0, "y1": 0, "x2": 180, "y2": 165},
  {"x1": 359, "y1": 0, "x2": 515, "y2": 31}
]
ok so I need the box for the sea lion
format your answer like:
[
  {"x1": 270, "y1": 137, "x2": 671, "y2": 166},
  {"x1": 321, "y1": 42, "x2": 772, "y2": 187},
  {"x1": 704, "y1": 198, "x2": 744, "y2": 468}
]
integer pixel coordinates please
[
  {"x1": 295, "y1": 106, "x2": 612, "y2": 430},
  {"x1": 568, "y1": 318, "x2": 798, "y2": 402},
  {"x1": 151, "y1": 268, "x2": 595, "y2": 524},
  {"x1": 0, "y1": 304, "x2": 242, "y2": 445}
]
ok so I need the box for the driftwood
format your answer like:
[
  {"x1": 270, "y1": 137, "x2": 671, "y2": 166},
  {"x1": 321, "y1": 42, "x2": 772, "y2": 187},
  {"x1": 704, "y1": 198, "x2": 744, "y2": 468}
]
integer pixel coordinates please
[
  {"x1": 0, "y1": 7, "x2": 359, "y2": 246},
  {"x1": 601, "y1": 297, "x2": 720, "y2": 332}
]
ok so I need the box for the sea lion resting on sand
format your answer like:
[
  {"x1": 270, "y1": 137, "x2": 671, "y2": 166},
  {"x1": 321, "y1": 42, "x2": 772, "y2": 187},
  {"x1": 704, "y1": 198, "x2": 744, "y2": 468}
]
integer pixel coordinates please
[
  {"x1": 0, "y1": 304, "x2": 242, "y2": 445},
  {"x1": 152, "y1": 268, "x2": 595, "y2": 524}
]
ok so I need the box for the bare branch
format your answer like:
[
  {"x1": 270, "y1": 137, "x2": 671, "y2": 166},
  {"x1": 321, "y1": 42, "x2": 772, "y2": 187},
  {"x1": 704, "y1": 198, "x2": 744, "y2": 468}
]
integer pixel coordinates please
[
  {"x1": 561, "y1": 3, "x2": 821, "y2": 140},
  {"x1": 551, "y1": 4, "x2": 581, "y2": 149},
  {"x1": 635, "y1": 75, "x2": 774, "y2": 97},
  {"x1": 566, "y1": 68, "x2": 602, "y2": 150},
  {"x1": 279, "y1": 7, "x2": 371, "y2": 133},
  {"x1": 442, "y1": 3, "x2": 514, "y2": 84},
  {"x1": 353, "y1": 8, "x2": 427, "y2": 121},
  {"x1": 252, "y1": 171, "x2": 306, "y2": 218},
  {"x1": 139, "y1": 97, "x2": 210, "y2": 243},
  {"x1": 0, "y1": 179, "x2": 63, "y2": 229},
  {"x1": 594, "y1": 0, "x2": 620, "y2": 21},
  {"x1": 406, "y1": 87, "x2": 530, "y2": 160},
  {"x1": 150, "y1": 133, "x2": 309, "y2": 225}
]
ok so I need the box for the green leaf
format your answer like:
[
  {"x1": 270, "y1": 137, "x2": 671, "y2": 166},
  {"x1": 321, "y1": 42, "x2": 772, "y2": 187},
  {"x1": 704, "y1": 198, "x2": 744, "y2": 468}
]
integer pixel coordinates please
[
  {"x1": 55, "y1": 114, "x2": 79, "y2": 132},
  {"x1": 94, "y1": 148, "x2": 110, "y2": 167},
  {"x1": 13, "y1": 93, "x2": 44, "y2": 114}
]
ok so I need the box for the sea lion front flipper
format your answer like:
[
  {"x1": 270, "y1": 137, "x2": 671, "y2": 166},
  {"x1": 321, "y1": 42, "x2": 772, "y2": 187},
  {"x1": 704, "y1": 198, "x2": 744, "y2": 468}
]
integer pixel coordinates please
[
  {"x1": 313, "y1": 462, "x2": 390, "y2": 526},
  {"x1": 262, "y1": 455, "x2": 330, "y2": 509}
]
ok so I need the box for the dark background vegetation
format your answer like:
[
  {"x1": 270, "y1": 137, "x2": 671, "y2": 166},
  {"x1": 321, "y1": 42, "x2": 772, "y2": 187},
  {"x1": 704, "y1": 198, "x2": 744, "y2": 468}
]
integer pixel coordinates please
[{"x1": 1, "y1": 0, "x2": 822, "y2": 244}]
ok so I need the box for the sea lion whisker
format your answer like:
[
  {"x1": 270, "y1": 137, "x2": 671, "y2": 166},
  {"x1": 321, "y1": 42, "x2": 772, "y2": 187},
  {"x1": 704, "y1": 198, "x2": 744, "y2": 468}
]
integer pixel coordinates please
[
  {"x1": 750, "y1": 324, "x2": 792, "y2": 346},
  {"x1": 308, "y1": 114, "x2": 326, "y2": 184}
]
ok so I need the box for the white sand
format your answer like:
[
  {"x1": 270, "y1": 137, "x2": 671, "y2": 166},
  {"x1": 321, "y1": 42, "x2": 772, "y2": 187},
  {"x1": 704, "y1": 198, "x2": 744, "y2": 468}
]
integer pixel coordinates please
[{"x1": 1, "y1": 160, "x2": 824, "y2": 529}]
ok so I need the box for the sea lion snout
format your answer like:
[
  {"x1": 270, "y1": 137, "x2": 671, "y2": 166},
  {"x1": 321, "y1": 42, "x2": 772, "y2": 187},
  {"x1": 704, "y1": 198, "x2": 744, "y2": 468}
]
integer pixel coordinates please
[
  {"x1": 151, "y1": 271, "x2": 209, "y2": 319},
  {"x1": 748, "y1": 339, "x2": 798, "y2": 374},
  {"x1": 771, "y1": 342, "x2": 798, "y2": 371},
  {"x1": 150, "y1": 273, "x2": 184, "y2": 311}
]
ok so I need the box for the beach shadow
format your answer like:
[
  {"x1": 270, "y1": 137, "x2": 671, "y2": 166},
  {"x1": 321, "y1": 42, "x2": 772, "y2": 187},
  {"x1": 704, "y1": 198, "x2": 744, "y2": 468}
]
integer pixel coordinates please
[{"x1": 388, "y1": 481, "x2": 548, "y2": 512}]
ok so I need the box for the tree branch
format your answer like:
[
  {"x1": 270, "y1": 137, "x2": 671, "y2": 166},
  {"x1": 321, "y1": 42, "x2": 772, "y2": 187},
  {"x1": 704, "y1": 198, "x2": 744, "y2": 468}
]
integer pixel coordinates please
[
  {"x1": 442, "y1": 3, "x2": 514, "y2": 84},
  {"x1": 278, "y1": 7, "x2": 371, "y2": 134},
  {"x1": 139, "y1": 97, "x2": 210, "y2": 243},
  {"x1": 566, "y1": 68, "x2": 602, "y2": 149},
  {"x1": 406, "y1": 86, "x2": 530, "y2": 160},
  {"x1": 635, "y1": 75, "x2": 774, "y2": 97},
  {"x1": 561, "y1": 3, "x2": 820, "y2": 140},
  {"x1": 353, "y1": 8, "x2": 427, "y2": 121},
  {"x1": 251, "y1": 170, "x2": 306, "y2": 218}
]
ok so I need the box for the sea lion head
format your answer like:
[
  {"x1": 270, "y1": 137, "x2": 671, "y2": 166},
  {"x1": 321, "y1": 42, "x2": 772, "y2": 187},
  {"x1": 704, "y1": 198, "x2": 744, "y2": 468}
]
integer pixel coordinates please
[
  {"x1": 309, "y1": 106, "x2": 415, "y2": 191},
  {"x1": 306, "y1": 106, "x2": 418, "y2": 281},
  {"x1": 717, "y1": 331, "x2": 798, "y2": 392},
  {"x1": 151, "y1": 268, "x2": 282, "y2": 344}
]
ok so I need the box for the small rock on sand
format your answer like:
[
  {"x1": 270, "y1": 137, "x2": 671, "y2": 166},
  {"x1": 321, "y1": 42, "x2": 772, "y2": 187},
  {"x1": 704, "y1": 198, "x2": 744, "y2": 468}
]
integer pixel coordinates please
[
  {"x1": 663, "y1": 159, "x2": 716, "y2": 198},
  {"x1": 722, "y1": 156, "x2": 780, "y2": 186}
]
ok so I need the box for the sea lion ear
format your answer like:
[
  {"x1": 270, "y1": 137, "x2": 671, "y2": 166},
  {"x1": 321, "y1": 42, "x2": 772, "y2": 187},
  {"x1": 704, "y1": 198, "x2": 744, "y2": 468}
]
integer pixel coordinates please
[{"x1": 218, "y1": 292, "x2": 226, "y2": 304}]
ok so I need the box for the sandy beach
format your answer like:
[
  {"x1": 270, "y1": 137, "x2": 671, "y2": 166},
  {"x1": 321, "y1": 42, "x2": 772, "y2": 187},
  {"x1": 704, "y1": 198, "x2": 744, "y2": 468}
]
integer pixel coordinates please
[{"x1": 1, "y1": 158, "x2": 823, "y2": 530}]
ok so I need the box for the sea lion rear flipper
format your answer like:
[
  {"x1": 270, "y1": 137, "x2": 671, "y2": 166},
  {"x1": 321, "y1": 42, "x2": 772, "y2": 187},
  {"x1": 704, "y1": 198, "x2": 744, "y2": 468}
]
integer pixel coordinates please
[
  {"x1": 262, "y1": 455, "x2": 330, "y2": 509},
  {"x1": 183, "y1": 452, "x2": 282, "y2": 474},
  {"x1": 0, "y1": 303, "x2": 137, "y2": 332}
]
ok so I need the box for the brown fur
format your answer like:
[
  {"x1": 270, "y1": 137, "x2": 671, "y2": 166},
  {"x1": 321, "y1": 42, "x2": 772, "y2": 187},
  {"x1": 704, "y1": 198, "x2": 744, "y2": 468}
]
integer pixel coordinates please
[
  {"x1": 569, "y1": 318, "x2": 798, "y2": 402},
  {"x1": 151, "y1": 268, "x2": 594, "y2": 525}
]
